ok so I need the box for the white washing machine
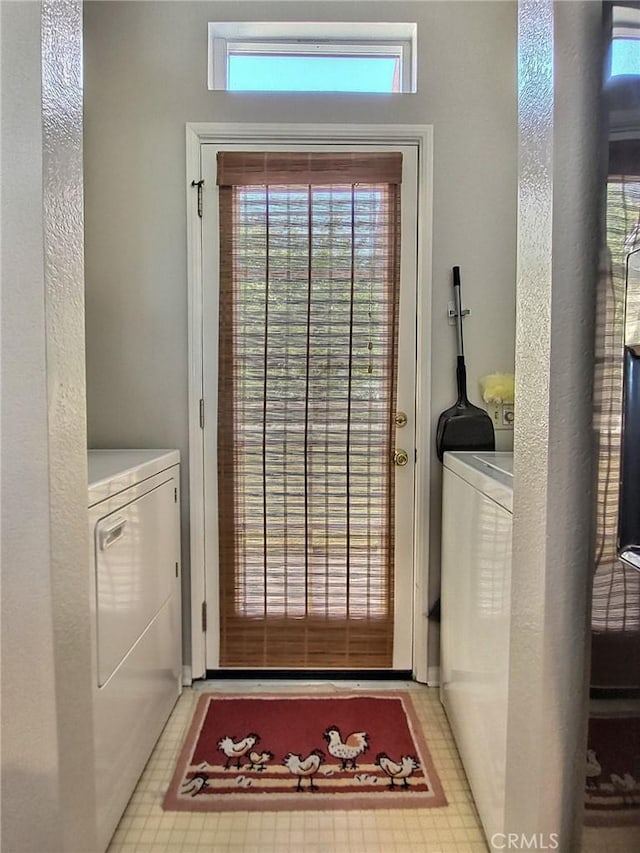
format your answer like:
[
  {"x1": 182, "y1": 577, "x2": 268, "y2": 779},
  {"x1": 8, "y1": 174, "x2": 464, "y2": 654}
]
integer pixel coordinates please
[
  {"x1": 440, "y1": 451, "x2": 513, "y2": 851},
  {"x1": 88, "y1": 449, "x2": 182, "y2": 851}
]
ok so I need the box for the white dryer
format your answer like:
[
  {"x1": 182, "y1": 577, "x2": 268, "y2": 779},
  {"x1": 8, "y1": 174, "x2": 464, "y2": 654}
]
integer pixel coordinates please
[
  {"x1": 88, "y1": 449, "x2": 182, "y2": 851},
  {"x1": 440, "y1": 451, "x2": 513, "y2": 851}
]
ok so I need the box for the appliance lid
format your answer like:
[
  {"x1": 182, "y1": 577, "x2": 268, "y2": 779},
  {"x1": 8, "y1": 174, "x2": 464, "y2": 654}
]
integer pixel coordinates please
[
  {"x1": 443, "y1": 450, "x2": 513, "y2": 512},
  {"x1": 88, "y1": 449, "x2": 180, "y2": 506}
]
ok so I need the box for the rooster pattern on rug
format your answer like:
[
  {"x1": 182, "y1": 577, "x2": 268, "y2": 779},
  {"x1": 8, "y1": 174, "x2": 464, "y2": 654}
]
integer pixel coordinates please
[
  {"x1": 323, "y1": 725, "x2": 368, "y2": 771},
  {"x1": 165, "y1": 695, "x2": 448, "y2": 811},
  {"x1": 186, "y1": 721, "x2": 423, "y2": 795}
]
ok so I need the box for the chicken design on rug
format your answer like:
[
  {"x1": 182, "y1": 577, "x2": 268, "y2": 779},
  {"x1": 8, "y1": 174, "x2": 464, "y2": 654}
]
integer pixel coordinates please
[
  {"x1": 584, "y1": 714, "x2": 640, "y2": 824},
  {"x1": 209, "y1": 725, "x2": 419, "y2": 794},
  {"x1": 164, "y1": 694, "x2": 447, "y2": 811}
]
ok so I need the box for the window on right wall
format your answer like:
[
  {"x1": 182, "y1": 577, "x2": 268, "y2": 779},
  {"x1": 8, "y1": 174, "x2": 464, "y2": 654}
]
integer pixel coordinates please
[{"x1": 610, "y1": 4, "x2": 640, "y2": 77}]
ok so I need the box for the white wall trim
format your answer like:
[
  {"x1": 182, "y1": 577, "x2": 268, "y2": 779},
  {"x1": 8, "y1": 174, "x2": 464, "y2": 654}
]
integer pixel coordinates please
[
  {"x1": 187, "y1": 122, "x2": 433, "y2": 148},
  {"x1": 186, "y1": 122, "x2": 433, "y2": 679},
  {"x1": 412, "y1": 124, "x2": 434, "y2": 684},
  {"x1": 186, "y1": 125, "x2": 207, "y2": 679},
  {"x1": 426, "y1": 665, "x2": 440, "y2": 687}
]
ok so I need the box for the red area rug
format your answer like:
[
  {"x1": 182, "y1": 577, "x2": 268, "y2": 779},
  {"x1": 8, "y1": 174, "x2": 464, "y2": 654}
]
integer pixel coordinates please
[
  {"x1": 585, "y1": 711, "x2": 640, "y2": 826},
  {"x1": 163, "y1": 692, "x2": 447, "y2": 812}
]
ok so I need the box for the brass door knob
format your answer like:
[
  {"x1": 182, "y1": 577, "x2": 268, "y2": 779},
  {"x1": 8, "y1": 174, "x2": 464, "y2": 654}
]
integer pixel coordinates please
[{"x1": 393, "y1": 449, "x2": 409, "y2": 467}]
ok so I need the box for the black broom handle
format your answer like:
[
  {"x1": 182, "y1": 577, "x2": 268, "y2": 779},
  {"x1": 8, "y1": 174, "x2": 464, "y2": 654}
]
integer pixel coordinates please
[
  {"x1": 452, "y1": 266, "x2": 470, "y2": 404},
  {"x1": 453, "y1": 266, "x2": 465, "y2": 358}
]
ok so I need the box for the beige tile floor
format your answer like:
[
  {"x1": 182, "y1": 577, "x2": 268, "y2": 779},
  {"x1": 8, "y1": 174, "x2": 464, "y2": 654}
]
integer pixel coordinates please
[
  {"x1": 108, "y1": 680, "x2": 489, "y2": 853},
  {"x1": 582, "y1": 825, "x2": 640, "y2": 852}
]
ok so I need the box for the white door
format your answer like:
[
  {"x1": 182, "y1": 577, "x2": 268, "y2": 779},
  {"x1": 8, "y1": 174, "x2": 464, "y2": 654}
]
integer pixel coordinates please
[{"x1": 196, "y1": 140, "x2": 418, "y2": 672}]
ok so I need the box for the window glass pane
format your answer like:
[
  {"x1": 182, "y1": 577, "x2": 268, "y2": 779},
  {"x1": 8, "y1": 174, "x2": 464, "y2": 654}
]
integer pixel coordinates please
[
  {"x1": 611, "y1": 38, "x2": 640, "y2": 76},
  {"x1": 227, "y1": 54, "x2": 400, "y2": 93}
]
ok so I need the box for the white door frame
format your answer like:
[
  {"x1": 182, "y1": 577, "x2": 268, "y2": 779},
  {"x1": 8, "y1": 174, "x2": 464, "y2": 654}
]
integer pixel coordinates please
[{"x1": 186, "y1": 122, "x2": 433, "y2": 682}]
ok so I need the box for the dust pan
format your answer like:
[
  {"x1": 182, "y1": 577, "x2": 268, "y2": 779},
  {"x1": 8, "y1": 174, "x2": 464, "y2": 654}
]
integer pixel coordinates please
[{"x1": 436, "y1": 266, "x2": 495, "y2": 461}]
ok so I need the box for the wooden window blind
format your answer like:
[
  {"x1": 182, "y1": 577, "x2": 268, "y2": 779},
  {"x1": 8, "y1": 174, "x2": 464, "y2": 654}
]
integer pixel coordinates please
[
  {"x1": 592, "y1": 153, "x2": 640, "y2": 641},
  {"x1": 216, "y1": 151, "x2": 402, "y2": 668}
]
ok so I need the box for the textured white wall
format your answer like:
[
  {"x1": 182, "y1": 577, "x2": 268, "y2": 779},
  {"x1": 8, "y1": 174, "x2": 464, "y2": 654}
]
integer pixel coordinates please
[
  {"x1": 1, "y1": 1, "x2": 97, "y2": 849},
  {"x1": 83, "y1": 0, "x2": 518, "y2": 667},
  {"x1": 505, "y1": 0, "x2": 601, "y2": 846},
  {"x1": 41, "y1": 1, "x2": 98, "y2": 848},
  {"x1": 1, "y1": 3, "x2": 63, "y2": 847}
]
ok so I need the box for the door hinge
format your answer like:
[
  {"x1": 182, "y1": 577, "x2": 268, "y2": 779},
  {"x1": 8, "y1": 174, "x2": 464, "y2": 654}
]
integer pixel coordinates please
[
  {"x1": 174, "y1": 487, "x2": 178, "y2": 503},
  {"x1": 175, "y1": 561, "x2": 179, "y2": 578},
  {"x1": 191, "y1": 178, "x2": 204, "y2": 218},
  {"x1": 199, "y1": 398, "x2": 205, "y2": 429},
  {"x1": 201, "y1": 600, "x2": 207, "y2": 632}
]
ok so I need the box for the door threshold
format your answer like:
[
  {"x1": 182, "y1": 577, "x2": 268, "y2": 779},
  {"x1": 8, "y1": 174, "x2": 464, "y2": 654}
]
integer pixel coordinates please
[{"x1": 205, "y1": 668, "x2": 413, "y2": 681}]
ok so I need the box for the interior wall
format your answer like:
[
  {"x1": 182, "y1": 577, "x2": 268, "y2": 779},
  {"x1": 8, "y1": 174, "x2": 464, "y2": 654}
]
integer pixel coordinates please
[
  {"x1": 42, "y1": 1, "x2": 98, "y2": 848},
  {"x1": 83, "y1": 0, "x2": 518, "y2": 670},
  {"x1": 506, "y1": 0, "x2": 601, "y2": 845},
  {"x1": 1, "y1": 3, "x2": 63, "y2": 847},
  {"x1": 1, "y1": 1, "x2": 97, "y2": 850}
]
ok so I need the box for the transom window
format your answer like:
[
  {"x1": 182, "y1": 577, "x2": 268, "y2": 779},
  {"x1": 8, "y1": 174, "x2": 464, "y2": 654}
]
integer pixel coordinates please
[
  {"x1": 208, "y1": 22, "x2": 417, "y2": 94},
  {"x1": 610, "y1": 5, "x2": 640, "y2": 77}
]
